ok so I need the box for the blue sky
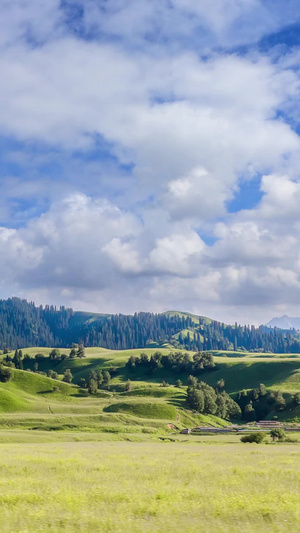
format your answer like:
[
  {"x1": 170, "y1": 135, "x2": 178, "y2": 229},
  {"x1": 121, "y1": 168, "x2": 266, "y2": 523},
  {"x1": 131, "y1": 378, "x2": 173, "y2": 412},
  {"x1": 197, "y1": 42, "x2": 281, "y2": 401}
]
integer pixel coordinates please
[{"x1": 1, "y1": 0, "x2": 300, "y2": 324}]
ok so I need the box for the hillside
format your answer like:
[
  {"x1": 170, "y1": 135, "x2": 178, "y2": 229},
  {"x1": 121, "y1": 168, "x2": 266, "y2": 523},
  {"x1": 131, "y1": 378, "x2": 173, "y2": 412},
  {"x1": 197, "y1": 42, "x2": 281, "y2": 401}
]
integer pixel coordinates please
[
  {"x1": 1, "y1": 347, "x2": 300, "y2": 428},
  {"x1": 0, "y1": 359, "x2": 229, "y2": 433},
  {"x1": 1, "y1": 298, "x2": 300, "y2": 353}
]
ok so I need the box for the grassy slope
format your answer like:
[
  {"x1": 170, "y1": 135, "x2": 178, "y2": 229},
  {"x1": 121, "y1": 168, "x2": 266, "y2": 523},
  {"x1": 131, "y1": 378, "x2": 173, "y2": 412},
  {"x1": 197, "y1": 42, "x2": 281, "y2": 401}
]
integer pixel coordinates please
[
  {"x1": 18, "y1": 347, "x2": 300, "y2": 393},
  {"x1": 0, "y1": 364, "x2": 226, "y2": 432},
  {"x1": 2, "y1": 347, "x2": 300, "y2": 429}
]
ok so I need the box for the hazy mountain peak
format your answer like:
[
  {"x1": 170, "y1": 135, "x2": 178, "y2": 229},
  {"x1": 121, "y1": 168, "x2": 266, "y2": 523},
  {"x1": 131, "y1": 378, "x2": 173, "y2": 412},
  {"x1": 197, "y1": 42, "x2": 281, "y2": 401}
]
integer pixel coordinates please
[{"x1": 265, "y1": 315, "x2": 300, "y2": 330}]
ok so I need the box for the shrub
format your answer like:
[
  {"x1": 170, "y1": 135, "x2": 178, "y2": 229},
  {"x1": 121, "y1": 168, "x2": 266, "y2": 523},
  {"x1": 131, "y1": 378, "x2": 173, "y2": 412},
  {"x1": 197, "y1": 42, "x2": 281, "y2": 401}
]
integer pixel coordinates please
[
  {"x1": 240, "y1": 432, "x2": 265, "y2": 444},
  {"x1": 124, "y1": 380, "x2": 132, "y2": 392},
  {"x1": 0, "y1": 364, "x2": 12, "y2": 382}
]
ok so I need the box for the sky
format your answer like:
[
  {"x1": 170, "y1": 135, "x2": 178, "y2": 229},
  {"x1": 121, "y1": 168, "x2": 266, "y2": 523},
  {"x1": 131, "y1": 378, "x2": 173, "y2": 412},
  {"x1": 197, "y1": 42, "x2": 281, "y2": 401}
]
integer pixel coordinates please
[{"x1": 1, "y1": 1, "x2": 300, "y2": 324}]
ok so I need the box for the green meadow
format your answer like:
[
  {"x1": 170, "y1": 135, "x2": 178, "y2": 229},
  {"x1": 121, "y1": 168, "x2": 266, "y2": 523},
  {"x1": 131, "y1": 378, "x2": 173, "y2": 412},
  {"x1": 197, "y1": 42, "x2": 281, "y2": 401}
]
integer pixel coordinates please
[
  {"x1": 0, "y1": 347, "x2": 300, "y2": 531},
  {"x1": 0, "y1": 433, "x2": 299, "y2": 533}
]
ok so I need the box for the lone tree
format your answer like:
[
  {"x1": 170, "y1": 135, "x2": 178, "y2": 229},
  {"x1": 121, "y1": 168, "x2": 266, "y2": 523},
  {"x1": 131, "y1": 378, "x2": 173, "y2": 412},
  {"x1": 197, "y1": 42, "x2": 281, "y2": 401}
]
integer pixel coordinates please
[
  {"x1": 88, "y1": 378, "x2": 98, "y2": 395},
  {"x1": 63, "y1": 369, "x2": 73, "y2": 383},
  {"x1": 102, "y1": 371, "x2": 111, "y2": 387},
  {"x1": 69, "y1": 347, "x2": 76, "y2": 359},
  {"x1": 77, "y1": 344, "x2": 85, "y2": 358},
  {"x1": 216, "y1": 379, "x2": 225, "y2": 391},
  {"x1": 270, "y1": 428, "x2": 286, "y2": 442}
]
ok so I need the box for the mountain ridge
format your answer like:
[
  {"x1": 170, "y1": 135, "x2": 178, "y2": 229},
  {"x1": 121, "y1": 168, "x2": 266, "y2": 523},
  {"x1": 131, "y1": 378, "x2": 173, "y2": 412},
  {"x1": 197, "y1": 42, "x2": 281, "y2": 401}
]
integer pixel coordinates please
[
  {"x1": 265, "y1": 315, "x2": 300, "y2": 330},
  {"x1": 0, "y1": 297, "x2": 299, "y2": 353}
]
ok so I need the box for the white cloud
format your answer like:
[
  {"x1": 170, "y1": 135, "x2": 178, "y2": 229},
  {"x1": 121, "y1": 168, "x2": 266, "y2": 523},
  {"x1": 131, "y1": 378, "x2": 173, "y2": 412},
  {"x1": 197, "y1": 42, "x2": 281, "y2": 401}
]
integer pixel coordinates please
[
  {"x1": 165, "y1": 167, "x2": 230, "y2": 221},
  {"x1": 148, "y1": 232, "x2": 205, "y2": 276},
  {"x1": 103, "y1": 238, "x2": 143, "y2": 274},
  {"x1": 1, "y1": 1, "x2": 300, "y2": 324},
  {"x1": 0, "y1": 1, "x2": 62, "y2": 47}
]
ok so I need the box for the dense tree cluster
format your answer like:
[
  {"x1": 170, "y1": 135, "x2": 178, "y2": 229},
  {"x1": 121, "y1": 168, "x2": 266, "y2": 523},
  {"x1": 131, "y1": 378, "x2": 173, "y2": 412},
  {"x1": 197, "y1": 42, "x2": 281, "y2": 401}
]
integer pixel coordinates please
[
  {"x1": 82, "y1": 370, "x2": 111, "y2": 394},
  {"x1": 235, "y1": 385, "x2": 300, "y2": 420},
  {"x1": 126, "y1": 351, "x2": 215, "y2": 375},
  {"x1": 0, "y1": 297, "x2": 300, "y2": 353},
  {"x1": 13, "y1": 350, "x2": 23, "y2": 369},
  {"x1": 186, "y1": 377, "x2": 241, "y2": 419}
]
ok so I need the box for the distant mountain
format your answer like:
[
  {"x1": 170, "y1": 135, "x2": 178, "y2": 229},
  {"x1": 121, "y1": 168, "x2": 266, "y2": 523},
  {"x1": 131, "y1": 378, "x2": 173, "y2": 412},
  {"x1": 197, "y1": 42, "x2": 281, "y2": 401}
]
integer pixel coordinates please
[
  {"x1": 0, "y1": 297, "x2": 300, "y2": 352},
  {"x1": 265, "y1": 315, "x2": 300, "y2": 330}
]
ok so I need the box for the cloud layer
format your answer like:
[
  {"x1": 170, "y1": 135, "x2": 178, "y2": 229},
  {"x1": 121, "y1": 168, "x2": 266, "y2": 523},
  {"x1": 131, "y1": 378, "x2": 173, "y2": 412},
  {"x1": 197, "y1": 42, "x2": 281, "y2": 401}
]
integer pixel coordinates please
[{"x1": 1, "y1": 1, "x2": 300, "y2": 324}]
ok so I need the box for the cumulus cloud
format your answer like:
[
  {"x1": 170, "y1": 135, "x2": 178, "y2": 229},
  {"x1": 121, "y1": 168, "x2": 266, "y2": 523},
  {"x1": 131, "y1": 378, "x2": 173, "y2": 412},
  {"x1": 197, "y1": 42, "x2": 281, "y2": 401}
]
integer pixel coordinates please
[
  {"x1": 165, "y1": 167, "x2": 230, "y2": 221},
  {"x1": 1, "y1": 1, "x2": 300, "y2": 323}
]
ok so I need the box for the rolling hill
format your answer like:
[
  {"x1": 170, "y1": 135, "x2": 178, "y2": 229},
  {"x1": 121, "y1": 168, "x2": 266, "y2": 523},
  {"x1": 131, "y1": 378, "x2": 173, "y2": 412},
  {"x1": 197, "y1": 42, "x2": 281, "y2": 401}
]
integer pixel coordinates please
[{"x1": 1, "y1": 346, "x2": 300, "y2": 429}]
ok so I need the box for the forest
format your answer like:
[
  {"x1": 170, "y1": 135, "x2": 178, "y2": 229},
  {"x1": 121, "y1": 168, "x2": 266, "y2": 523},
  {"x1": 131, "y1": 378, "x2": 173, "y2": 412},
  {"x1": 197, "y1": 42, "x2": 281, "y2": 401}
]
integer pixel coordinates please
[{"x1": 0, "y1": 297, "x2": 299, "y2": 353}]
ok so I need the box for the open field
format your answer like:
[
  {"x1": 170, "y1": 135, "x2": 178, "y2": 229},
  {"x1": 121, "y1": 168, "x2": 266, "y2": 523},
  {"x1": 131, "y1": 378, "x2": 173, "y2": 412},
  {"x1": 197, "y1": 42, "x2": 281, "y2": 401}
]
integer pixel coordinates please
[
  {"x1": 0, "y1": 432, "x2": 299, "y2": 533},
  {"x1": 0, "y1": 347, "x2": 300, "y2": 532}
]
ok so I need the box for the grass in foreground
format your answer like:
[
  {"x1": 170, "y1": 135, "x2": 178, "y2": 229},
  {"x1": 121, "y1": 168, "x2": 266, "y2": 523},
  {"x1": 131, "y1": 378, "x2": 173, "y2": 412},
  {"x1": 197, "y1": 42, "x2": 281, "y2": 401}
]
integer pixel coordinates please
[{"x1": 0, "y1": 434, "x2": 299, "y2": 532}]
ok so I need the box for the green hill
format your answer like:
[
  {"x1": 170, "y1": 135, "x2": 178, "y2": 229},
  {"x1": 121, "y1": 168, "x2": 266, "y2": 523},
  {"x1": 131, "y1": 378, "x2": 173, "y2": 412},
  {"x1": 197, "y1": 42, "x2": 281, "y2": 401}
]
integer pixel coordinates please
[
  {"x1": 0, "y1": 347, "x2": 300, "y2": 432},
  {"x1": 163, "y1": 310, "x2": 213, "y2": 325}
]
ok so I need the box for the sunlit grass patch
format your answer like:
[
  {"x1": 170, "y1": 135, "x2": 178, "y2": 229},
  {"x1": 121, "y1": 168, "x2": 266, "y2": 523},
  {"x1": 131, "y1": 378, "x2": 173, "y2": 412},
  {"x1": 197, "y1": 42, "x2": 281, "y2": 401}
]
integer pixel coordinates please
[{"x1": 0, "y1": 439, "x2": 298, "y2": 532}]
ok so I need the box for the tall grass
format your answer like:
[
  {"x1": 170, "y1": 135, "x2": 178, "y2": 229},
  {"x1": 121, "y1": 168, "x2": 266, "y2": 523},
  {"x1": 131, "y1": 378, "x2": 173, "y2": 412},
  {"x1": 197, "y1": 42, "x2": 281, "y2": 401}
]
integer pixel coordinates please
[{"x1": 0, "y1": 437, "x2": 299, "y2": 532}]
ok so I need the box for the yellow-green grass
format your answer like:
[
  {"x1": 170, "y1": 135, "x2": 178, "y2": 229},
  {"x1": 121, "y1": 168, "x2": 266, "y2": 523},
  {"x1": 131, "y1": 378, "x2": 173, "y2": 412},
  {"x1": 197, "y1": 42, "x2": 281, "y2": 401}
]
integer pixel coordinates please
[
  {"x1": 212, "y1": 350, "x2": 300, "y2": 358},
  {"x1": 199, "y1": 359, "x2": 300, "y2": 393},
  {"x1": 104, "y1": 400, "x2": 177, "y2": 419},
  {"x1": 0, "y1": 436, "x2": 299, "y2": 532},
  {"x1": 0, "y1": 388, "x2": 28, "y2": 412},
  {"x1": 0, "y1": 370, "x2": 84, "y2": 417}
]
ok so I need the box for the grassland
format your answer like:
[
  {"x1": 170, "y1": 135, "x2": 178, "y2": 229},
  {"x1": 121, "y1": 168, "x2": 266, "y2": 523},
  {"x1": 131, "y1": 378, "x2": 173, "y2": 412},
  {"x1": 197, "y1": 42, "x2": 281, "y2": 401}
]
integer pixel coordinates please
[
  {"x1": 0, "y1": 347, "x2": 300, "y2": 532},
  {"x1": 0, "y1": 432, "x2": 299, "y2": 533}
]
